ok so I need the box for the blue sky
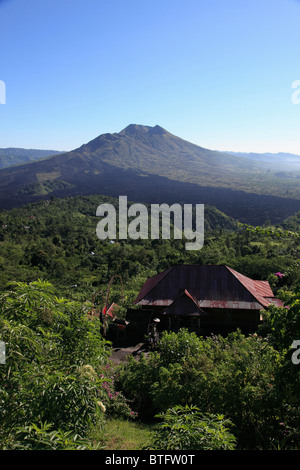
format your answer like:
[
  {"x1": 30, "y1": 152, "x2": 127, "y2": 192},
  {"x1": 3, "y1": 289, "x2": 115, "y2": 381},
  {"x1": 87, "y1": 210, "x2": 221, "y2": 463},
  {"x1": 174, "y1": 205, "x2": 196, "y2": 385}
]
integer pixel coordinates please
[{"x1": 1, "y1": 0, "x2": 300, "y2": 154}]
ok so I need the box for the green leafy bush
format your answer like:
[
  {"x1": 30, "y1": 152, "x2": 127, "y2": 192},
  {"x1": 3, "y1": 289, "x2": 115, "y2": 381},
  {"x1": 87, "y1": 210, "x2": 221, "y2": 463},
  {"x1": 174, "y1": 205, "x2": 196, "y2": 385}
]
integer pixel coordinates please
[
  {"x1": 100, "y1": 364, "x2": 138, "y2": 420},
  {"x1": 4, "y1": 421, "x2": 103, "y2": 450},
  {"x1": 0, "y1": 280, "x2": 111, "y2": 449},
  {"x1": 157, "y1": 328, "x2": 206, "y2": 366},
  {"x1": 148, "y1": 405, "x2": 236, "y2": 450},
  {"x1": 116, "y1": 328, "x2": 288, "y2": 448}
]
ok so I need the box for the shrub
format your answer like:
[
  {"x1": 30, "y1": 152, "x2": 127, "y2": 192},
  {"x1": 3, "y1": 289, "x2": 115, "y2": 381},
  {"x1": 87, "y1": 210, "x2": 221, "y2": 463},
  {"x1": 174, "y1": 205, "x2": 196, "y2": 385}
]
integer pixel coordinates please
[
  {"x1": 157, "y1": 328, "x2": 205, "y2": 366},
  {"x1": 100, "y1": 364, "x2": 138, "y2": 420},
  {"x1": 0, "y1": 281, "x2": 111, "y2": 449},
  {"x1": 116, "y1": 328, "x2": 286, "y2": 448},
  {"x1": 3, "y1": 421, "x2": 103, "y2": 450},
  {"x1": 148, "y1": 405, "x2": 236, "y2": 450}
]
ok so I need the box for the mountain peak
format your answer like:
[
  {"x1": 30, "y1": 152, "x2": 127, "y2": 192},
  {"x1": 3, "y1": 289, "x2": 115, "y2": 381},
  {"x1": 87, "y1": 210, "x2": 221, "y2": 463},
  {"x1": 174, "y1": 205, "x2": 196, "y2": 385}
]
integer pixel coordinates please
[{"x1": 120, "y1": 124, "x2": 168, "y2": 136}]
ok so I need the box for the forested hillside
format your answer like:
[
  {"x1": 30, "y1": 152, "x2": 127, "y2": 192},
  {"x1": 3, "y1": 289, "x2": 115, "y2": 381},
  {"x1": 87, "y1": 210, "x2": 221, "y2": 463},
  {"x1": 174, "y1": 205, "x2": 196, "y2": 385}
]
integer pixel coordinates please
[
  {"x1": 0, "y1": 194, "x2": 299, "y2": 299},
  {"x1": 1, "y1": 194, "x2": 300, "y2": 450}
]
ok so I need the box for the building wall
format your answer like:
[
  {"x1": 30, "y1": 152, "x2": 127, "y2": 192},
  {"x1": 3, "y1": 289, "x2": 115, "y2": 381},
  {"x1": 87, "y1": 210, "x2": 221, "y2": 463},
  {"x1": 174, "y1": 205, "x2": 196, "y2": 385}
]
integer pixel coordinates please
[
  {"x1": 200, "y1": 307, "x2": 261, "y2": 335},
  {"x1": 126, "y1": 306, "x2": 261, "y2": 339}
]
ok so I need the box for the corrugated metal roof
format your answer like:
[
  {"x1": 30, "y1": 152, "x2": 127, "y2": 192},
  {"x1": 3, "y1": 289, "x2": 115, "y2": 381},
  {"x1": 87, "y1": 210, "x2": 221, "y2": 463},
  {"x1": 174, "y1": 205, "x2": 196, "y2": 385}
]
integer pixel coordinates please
[
  {"x1": 162, "y1": 289, "x2": 207, "y2": 317},
  {"x1": 134, "y1": 264, "x2": 283, "y2": 310},
  {"x1": 105, "y1": 303, "x2": 119, "y2": 318},
  {"x1": 134, "y1": 267, "x2": 172, "y2": 304},
  {"x1": 226, "y1": 266, "x2": 274, "y2": 308}
]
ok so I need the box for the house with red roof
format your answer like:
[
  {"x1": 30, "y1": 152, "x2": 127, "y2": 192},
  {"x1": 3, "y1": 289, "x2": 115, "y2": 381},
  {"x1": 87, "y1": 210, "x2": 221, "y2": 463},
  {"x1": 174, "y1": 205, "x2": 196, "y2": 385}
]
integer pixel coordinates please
[{"x1": 131, "y1": 264, "x2": 284, "y2": 336}]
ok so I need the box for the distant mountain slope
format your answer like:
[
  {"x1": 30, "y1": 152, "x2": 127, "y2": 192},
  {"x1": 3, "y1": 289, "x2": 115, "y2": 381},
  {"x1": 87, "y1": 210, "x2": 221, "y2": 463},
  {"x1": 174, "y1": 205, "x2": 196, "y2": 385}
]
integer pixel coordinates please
[
  {"x1": 0, "y1": 124, "x2": 300, "y2": 225},
  {"x1": 74, "y1": 124, "x2": 262, "y2": 182},
  {"x1": 0, "y1": 148, "x2": 63, "y2": 168},
  {"x1": 229, "y1": 150, "x2": 300, "y2": 170}
]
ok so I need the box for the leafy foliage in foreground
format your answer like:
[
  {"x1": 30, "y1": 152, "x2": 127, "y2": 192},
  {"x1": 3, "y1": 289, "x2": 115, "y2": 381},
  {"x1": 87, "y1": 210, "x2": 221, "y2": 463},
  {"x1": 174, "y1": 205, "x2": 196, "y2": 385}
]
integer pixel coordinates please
[
  {"x1": 9, "y1": 422, "x2": 101, "y2": 450},
  {"x1": 0, "y1": 280, "x2": 113, "y2": 449},
  {"x1": 147, "y1": 405, "x2": 236, "y2": 450},
  {"x1": 116, "y1": 326, "x2": 300, "y2": 449}
]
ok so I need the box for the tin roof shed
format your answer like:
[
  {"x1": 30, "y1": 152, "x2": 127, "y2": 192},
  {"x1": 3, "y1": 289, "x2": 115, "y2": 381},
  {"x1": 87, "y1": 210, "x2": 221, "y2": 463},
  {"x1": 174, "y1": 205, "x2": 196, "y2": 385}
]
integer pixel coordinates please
[{"x1": 135, "y1": 264, "x2": 284, "y2": 311}]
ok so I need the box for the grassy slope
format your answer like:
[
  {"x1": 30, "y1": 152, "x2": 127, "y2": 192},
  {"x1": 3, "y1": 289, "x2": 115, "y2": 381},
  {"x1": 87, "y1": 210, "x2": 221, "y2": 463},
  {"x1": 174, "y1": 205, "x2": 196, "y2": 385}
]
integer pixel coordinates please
[{"x1": 91, "y1": 418, "x2": 154, "y2": 450}]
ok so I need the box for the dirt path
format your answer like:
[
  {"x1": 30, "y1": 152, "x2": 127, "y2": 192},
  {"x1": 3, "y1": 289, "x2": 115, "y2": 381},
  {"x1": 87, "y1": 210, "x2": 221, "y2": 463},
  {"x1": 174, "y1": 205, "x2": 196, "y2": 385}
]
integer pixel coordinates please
[{"x1": 109, "y1": 342, "x2": 148, "y2": 365}]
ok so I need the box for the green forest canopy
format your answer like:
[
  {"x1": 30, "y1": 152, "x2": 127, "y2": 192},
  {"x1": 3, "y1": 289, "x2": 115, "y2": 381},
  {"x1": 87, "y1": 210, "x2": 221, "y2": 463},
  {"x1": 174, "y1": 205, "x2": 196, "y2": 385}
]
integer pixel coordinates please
[{"x1": 1, "y1": 193, "x2": 300, "y2": 304}]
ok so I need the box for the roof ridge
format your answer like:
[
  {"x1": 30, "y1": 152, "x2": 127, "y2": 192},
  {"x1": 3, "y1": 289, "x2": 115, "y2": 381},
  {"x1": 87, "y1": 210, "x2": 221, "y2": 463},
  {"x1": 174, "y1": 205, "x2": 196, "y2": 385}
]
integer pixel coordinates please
[
  {"x1": 226, "y1": 266, "x2": 271, "y2": 308},
  {"x1": 134, "y1": 266, "x2": 175, "y2": 304},
  {"x1": 183, "y1": 289, "x2": 205, "y2": 311},
  {"x1": 162, "y1": 287, "x2": 206, "y2": 315}
]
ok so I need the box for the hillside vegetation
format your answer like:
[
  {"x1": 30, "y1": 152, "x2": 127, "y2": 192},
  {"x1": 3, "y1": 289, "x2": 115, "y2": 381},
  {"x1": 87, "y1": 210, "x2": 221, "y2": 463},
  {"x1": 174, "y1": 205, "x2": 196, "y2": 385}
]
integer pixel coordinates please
[
  {"x1": 0, "y1": 193, "x2": 300, "y2": 450},
  {"x1": 0, "y1": 148, "x2": 62, "y2": 169},
  {"x1": 1, "y1": 193, "x2": 300, "y2": 299}
]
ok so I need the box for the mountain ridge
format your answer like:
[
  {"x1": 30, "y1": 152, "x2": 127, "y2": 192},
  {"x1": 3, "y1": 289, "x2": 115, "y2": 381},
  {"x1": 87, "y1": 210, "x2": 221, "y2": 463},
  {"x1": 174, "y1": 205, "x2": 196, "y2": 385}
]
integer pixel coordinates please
[
  {"x1": 0, "y1": 124, "x2": 300, "y2": 225},
  {"x1": 70, "y1": 123, "x2": 261, "y2": 175},
  {"x1": 228, "y1": 150, "x2": 300, "y2": 169},
  {"x1": 0, "y1": 148, "x2": 63, "y2": 169}
]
